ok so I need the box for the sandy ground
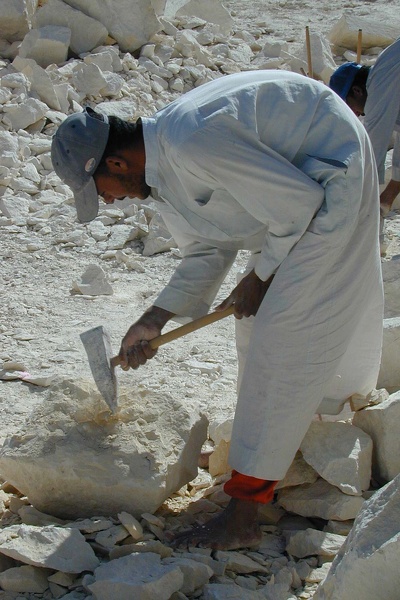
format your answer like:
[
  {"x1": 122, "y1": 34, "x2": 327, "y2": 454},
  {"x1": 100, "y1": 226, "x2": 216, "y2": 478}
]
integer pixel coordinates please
[{"x1": 1, "y1": 0, "x2": 399, "y2": 448}]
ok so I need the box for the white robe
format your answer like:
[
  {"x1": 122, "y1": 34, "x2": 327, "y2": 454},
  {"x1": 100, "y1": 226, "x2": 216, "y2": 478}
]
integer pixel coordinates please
[{"x1": 142, "y1": 70, "x2": 383, "y2": 481}]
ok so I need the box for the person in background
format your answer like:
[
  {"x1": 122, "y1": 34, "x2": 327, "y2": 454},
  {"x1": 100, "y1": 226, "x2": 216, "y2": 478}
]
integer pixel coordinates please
[
  {"x1": 329, "y1": 38, "x2": 400, "y2": 217},
  {"x1": 51, "y1": 70, "x2": 383, "y2": 550}
]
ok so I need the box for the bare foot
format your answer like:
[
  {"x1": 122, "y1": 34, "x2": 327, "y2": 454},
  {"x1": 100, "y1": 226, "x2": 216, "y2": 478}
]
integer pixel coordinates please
[{"x1": 167, "y1": 498, "x2": 262, "y2": 550}]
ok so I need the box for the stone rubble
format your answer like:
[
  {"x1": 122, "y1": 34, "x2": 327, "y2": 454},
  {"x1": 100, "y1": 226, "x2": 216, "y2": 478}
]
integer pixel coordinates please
[{"x1": 1, "y1": 1, "x2": 400, "y2": 599}]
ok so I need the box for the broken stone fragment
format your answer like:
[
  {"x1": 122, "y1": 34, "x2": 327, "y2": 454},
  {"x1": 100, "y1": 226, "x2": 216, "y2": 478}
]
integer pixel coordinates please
[
  {"x1": 87, "y1": 552, "x2": 184, "y2": 600},
  {"x1": 313, "y1": 474, "x2": 400, "y2": 600},
  {"x1": 0, "y1": 524, "x2": 99, "y2": 573},
  {"x1": 71, "y1": 264, "x2": 113, "y2": 296}
]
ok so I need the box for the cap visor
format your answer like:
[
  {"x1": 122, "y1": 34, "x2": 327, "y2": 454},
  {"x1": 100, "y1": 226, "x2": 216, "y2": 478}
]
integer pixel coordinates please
[{"x1": 74, "y1": 177, "x2": 99, "y2": 223}]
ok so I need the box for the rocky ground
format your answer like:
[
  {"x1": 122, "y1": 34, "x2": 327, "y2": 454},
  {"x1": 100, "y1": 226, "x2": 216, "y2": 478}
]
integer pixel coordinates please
[{"x1": 1, "y1": 0, "x2": 400, "y2": 599}]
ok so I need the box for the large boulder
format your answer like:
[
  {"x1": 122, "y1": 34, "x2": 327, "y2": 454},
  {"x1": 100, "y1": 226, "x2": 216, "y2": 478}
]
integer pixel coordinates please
[
  {"x1": 299, "y1": 421, "x2": 372, "y2": 495},
  {"x1": 0, "y1": 0, "x2": 38, "y2": 43},
  {"x1": 328, "y1": 14, "x2": 399, "y2": 51},
  {"x1": 33, "y1": 0, "x2": 108, "y2": 55},
  {"x1": 314, "y1": 475, "x2": 400, "y2": 600},
  {"x1": 0, "y1": 378, "x2": 208, "y2": 519},
  {"x1": 353, "y1": 391, "x2": 400, "y2": 484},
  {"x1": 63, "y1": 0, "x2": 161, "y2": 52}
]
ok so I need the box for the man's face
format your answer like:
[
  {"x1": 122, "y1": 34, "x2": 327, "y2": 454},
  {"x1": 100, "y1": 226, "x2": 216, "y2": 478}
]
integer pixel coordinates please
[{"x1": 94, "y1": 169, "x2": 151, "y2": 205}]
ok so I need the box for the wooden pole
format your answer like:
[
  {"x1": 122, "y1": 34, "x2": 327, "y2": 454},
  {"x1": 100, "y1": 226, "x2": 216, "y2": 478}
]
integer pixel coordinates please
[
  {"x1": 356, "y1": 29, "x2": 362, "y2": 63},
  {"x1": 305, "y1": 26, "x2": 313, "y2": 78}
]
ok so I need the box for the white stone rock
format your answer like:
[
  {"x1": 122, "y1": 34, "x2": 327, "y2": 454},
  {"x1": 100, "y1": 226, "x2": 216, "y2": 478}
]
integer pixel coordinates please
[
  {"x1": 71, "y1": 264, "x2": 113, "y2": 296},
  {"x1": 299, "y1": 32, "x2": 336, "y2": 83},
  {"x1": 176, "y1": 0, "x2": 234, "y2": 36},
  {"x1": 203, "y1": 583, "x2": 265, "y2": 599},
  {"x1": 19, "y1": 25, "x2": 71, "y2": 68},
  {"x1": 214, "y1": 551, "x2": 269, "y2": 574},
  {"x1": 300, "y1": 422, "x2": 372, "y2": 495},
  {"x1": 63, "y1": 0, "x2": 161, "y2": 52},
  {"x1": 0, "y1": 130, "x2": 20, "y2": 166},
  {"x1": 34, "y1": 0, "x2": 108, "y2": 55},
  {"x1": 87, "y1": 552, "x2": 184, "y2": 600},
  {"x1": 313, "y1": 475, "x2": 400, "y2": 600},
  {"x1": 164, "y1": 557, "x2": 213, "y2": 593},
  {"x1": 0, "y1": 193, "x2": 30, "y2": 220},
  {"x1": 118, "y1": 511, "x2": 144, "y2": 540},
  {"x1": 0, "y1": 379, "x2": 208, "y2": 519},
  {"x1": 72, "y1": 61, "x2": 108, "y2": 96},
  {"x1": 2, "y1": 97, "x2": 48, "y2": 131},
  {"x1": 0, "y1": 564, "x2": 51, "y2": 593},
  {"x1": 95, "y1": 524, "x2": 129, "y2": 548},
  {"x1": 0, "y1": 524, "x2": 99, "y2": 572},
  {"x1": 328, "y1": 14, "x2": 399, "y2": 51},
  {"x1": 276, "y1": 451, "x2": 319, "y2": 490},
  {"x1": 377, "y1": 317, "x2": 400, "y2": 392},
  {"x1": 277, "y1": 479, "x2": 365, "y2": 521},
  {"x1": 286, "y1": 528, "x2": 346, "y2": 559},
  {"x1": 0, "y1": 0, "x2": 36, "y2": 43},
  {"x1": 12, "y1": 56, "x2": 62, "y2": 111},
  {"x1": 353, "y1": 390, "x2": 400, "y2": 483}
]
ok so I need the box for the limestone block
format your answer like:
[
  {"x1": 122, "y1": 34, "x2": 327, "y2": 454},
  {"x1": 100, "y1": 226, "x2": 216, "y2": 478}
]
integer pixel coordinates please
[
  {"x1": 208, "y1": 439, "x2": 230, "y2": 477},
  {"x1": 276, "y1": 451, "x2": 319, "y2": 490},
  {"x1": 0, "y1": 565, "x2": 51, "y2": 593},
  {"x1": 0, "y1": 194, "x2": 30, "y2": 220},
  {"x1": 299, "y1": 422, "x2": 372, "y2": 495},
  {"x1": 72, "y1": 62, "x2": 107, "y2": 96},
  {"x1": 377, "y1": 318, "x2": 400, "y2": 392},
  {"x1": 0, "y1": 0, "x2": 37, "y2": 43},
  {"x1": 328, "y1": 14, "x2": 399, "y2": 51},
  {"x1": 382, "y1": 256, "x2": 400, "y2": 318},
  {"x1": 87, "y1": 552, "x2": 184, "y2": 600},
  {"x1": 0, "y1": 524, "x2": 99, "y2": 572},
  {"x1": 314, "y1": 475, "x2": 400, "y2": 600},
  {"x1": 300, "y1": 33, "x2": 336, "y2": 83},
  {"x1": 0, "y1": 379, "x2": 208, "y2": 519},
  {"x1": 277, "y1": 479, "x2": 364, "y2": 521},
  {"x1": 286, "y1": 528, "x2": 346, "y2": 559},
  {"x1": 34, "y1": 0, "x2": 108, "y2": 55},
  {"x1": 12, "y1": 56, "x2": 61, "y2": 111},
  {"x1": 19, "y1": 25, "x2": 70, "y2": 68},
  {"x1": 2, "y1": 97, "x2": 48, "y2": 131},
  {"x1": 214, "y1": 551, "x2": 269, "y2": 574},
  {"x1": 63, "y1": 0, "x2": 161, "y2": 52},
  {"x1": 203, "y1": 583, "x2": 266, "y2": 599},
  {"x1": 0, "y1": 131, "x2": 20, "y2": 167},
  {"x1": 353, "y1": 391, "x2": 400, "y2": 483},
  {"x1": 176, "y1": 0, "x2": 234, "y2": 37},
  {"x1": 164, "y1": 557, "x2": 213, "y2": 594},
  {"x1": 71, "y1": 264, "x2": 113, "y2": 296}
]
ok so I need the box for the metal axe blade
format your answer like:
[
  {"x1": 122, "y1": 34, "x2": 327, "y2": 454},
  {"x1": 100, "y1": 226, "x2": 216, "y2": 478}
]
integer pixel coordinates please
[{"x1": 80, "y1": 325, "x2": 118, "y2": 413}]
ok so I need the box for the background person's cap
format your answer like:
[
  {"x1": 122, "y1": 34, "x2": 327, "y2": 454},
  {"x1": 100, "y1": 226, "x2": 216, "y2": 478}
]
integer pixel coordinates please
[
  {"x1": 51, "y1": 107, "x2": 109, "y2": 222},
  {"x1": 329, "y1": 62, "x2": 362, "y2": 100}
]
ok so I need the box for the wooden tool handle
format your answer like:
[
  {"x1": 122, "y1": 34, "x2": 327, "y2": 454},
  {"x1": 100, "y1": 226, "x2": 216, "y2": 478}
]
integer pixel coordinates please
[{"x1": 111, "y1": 305, "x2": 234, "y2": 368}]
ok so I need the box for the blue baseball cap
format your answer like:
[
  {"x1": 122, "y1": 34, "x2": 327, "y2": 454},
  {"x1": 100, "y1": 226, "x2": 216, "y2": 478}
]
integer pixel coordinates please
[
  {"x1": 51, "y1": 107, "x2": 109, "y2": 222},
  {"x1": 329, "y1": 62, "x2": 362, "y2": 100}
]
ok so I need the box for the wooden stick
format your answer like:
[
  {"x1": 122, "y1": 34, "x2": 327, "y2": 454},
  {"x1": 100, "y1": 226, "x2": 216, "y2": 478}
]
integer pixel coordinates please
[
  {"x1": 305, "y1": 26, "x2": 313, "y2": 78},
  {"x1": 110, "y1": 306, "x2": 235, "y2": 367},
  {"x1": 356, "y1": 29, "x2": 362, "y2": 63}
]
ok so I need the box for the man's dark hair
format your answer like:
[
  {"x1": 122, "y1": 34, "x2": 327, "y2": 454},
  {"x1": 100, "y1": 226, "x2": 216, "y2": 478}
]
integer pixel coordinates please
[{"x1": 347, "y1": 65, "x2": 370, "y2": 98}]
